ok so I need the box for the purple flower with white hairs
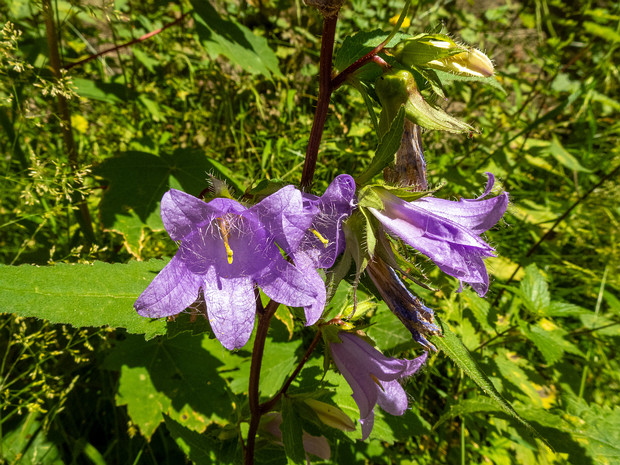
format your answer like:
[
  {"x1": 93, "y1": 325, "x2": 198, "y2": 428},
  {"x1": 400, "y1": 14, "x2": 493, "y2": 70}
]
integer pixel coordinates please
[
  {"x1": 134, "y1": 186, "x2": 324, "y2": 350},
  {"x1": 257, "y1": 174, "x2": 357, "y2": 314},
  {"x1": 369, "y1": 173, "x2": 508, "y2": 296},
  {"x1": 329, "y1": 332, "x2": 427, "y2": 440}
]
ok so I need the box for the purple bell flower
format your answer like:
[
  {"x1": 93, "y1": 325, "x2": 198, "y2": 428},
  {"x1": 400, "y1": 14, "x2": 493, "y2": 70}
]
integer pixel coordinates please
[
  {"x1": 256, "y1": 174, "x2": 357, "y2": 320},
  {"x1": 369, "y1": 173, "x2": 508, "y2": 296},
  {"x1": 134, "y1": 187, "x2": 324, "y2": 350},
  {"x1": 329, "y1": 332, "x2": 427, "y2": 440}
]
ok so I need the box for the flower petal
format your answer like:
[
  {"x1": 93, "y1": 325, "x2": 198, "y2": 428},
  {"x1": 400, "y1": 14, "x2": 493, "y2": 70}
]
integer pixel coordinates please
[
  {"x1": 376, "y1": 379, "x2": 409, "y2": 416},
  {"x1": 202, "y1": 270, "x2": 257, "y2": 350},
  {"x1": 253, "y1": 185, "x2": 317, "y2": 253},
  {"x1": 256, "y1": 255, "x2": 324, "y2": 325},
  {"x1": 134, "y1": 255, "x2": 202, "y2": 318},
  {"x1": 162, "y1": 190, "x2": 245, "y2": 241}
]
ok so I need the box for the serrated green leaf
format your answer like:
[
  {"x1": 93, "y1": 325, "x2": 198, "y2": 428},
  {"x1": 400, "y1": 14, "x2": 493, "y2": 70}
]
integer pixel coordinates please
[
  {"x1": 282, "y1": 398, "x2": 306, "y2": 463},
  {"x1": 0, "y1": 260, "x2": 169, "y2": 338},
  {"x1": 190, "y1": 0, "x2": 282, "y2": 78},
  {"x1": 356, "y1": 106, "x2": 406, "y2": 186},
  {"x1": 520, "y1": 264, "x2": 551, "y2": 314},
  {"x1": 106, "y1": 333, "x2": 234, "y2": 439},
  {"x1": 430, "y1": 318, "x2": 549, "y2": 447}
]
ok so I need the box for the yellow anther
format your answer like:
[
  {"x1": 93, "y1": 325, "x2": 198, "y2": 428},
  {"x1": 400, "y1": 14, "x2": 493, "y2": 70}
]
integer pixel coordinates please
[
  {"x1": 370, "y1": 374, "x2": 385, "y2": 391},
  {"x1": 218, "y1": 217, "x2": 234, "y2": 264},
  {"x1": 311, "y1": 228, "x2": 329, "y2": 248}
]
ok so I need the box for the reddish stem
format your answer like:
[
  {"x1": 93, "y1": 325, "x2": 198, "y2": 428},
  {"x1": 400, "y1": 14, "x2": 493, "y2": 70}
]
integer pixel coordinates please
[
  {"x1": 245, "y1": 299, "x2": 279, "y2": 465},
  {"x1": 300, "y1": 15, "x2": 338, "y2": 189},
  {"x1": 63, "y1": 12, "x2": 189, "y2": 70}
]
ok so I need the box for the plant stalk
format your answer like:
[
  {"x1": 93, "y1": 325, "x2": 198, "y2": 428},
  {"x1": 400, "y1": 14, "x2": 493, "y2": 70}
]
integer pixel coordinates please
[
  {"x1": 300, "y1": 15, "x2": 338, "y2": 189},
  {"x1": 245, "y1": 299, "x2": 279, "y2": 465}
]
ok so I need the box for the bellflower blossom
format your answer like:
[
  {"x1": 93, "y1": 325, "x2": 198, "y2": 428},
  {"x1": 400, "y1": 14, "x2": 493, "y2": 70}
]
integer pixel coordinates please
[
  {"x1": 256, "y1": 174, "x2": 357, "y2": 313},
  {"x1": 367, "y1": 257, "x2": 441, "y2": 351},
  {"x1": 330, "y1": 332, "x2": 427, "y2": 440},
  {"x1": 368, "y1": 173, "x2": 508, "y2": 296},
  {"x1": 134, "y1": 187, "x2": 324, "y2": 350}
]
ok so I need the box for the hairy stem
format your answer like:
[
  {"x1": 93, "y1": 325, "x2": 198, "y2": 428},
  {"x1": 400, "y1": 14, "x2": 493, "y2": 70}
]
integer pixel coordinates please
[
  {"x1": 42, "y1": 0, "x2": 95, "y2": 246},
  {"x1": 245, "y1": 299, "x2": 279, "y2": 465},
  {"x1": 300, "y1": 15, "x2": 338, "y2": 189}
]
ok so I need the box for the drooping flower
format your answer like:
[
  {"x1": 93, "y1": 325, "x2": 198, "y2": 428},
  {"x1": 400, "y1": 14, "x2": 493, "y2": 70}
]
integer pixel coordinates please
[
  {"x1": 368, "y1": 173, "x2": 508, "y2": 296},
  {"x1": 367, "y1": 257, "x2": 440, "y2": 351},
  {"x1": 329, "y1": 332, "x2": 427, "y2": 440},
  {"x1": 256, "y1": 174, "x2": 357, "y2": 320},
  {"x1": 134, "y1": 186, "x2": 324, "y2": 350}
]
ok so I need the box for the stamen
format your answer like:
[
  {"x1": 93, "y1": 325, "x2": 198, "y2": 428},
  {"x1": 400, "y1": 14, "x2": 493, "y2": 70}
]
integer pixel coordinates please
[
  {"x1": 218, "y1": 217, "x2": 234, "y2": 264},
  {"x1": 311, "y1": 228, "x2": 329, "y2": 248},
  {"x1": 370, "y1": 374, "x2": 385, "y2": 391}
]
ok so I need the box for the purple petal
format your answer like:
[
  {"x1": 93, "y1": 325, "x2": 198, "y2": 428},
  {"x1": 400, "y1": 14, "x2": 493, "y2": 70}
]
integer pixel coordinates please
[
  {"x1": 256, "y1": 255, "x2": 324, "y2": 325},
  {"x1": 134, "y1": 255, "x2": 202, "y2": 318},
  {"x1": 360, "y1": 410, "x2": 375, "y2": 441},
  {"x1": 376, "y1": 379, "x2": 409, "y2": 416},
  {"x1": 253, "y1": 185, "x2": 317, "y2": 253},
  {"x1": 162, "y1": 190, "x2": 246, "y2": 241},
  {"x1": 202, "y1": 269, "x2": 257, "y2": 350}
]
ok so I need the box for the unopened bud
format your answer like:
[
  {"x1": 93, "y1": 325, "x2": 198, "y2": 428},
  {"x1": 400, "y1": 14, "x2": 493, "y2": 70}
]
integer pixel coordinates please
[
  {"x1": 304, "y1": 398, "x2": 356, "y2": 432},
  {"x1": 375, "y1": 69, "x2": 475, "y2": 134},
  {"x1": 391, "y1": 35, "x2": 494, "y2": 77}
]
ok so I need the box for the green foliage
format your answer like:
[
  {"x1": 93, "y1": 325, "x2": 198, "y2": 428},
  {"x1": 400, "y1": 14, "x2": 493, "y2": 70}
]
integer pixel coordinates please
[
  {"x1": 0, "y1": 260, "x2": 168, "y2": 338},
  {"x1": 0, "y1": 0, "x2": 618, "y2": 464}
]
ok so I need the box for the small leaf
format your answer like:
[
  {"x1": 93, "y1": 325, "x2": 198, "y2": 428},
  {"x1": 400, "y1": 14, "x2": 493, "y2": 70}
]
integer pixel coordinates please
[
  {"x1": 430, "y1": 318, "x2": 550, "y2": 447},
  {"x1": 547, "y1": 137, "x2": 592, "y2": 172},
  {"x1": 520, "y1": 264, "x2": 551, "y2": 315},
  {"x1": 282, "y1": 398, "x2": 306, "y2": 463},
  {"x1": 356, "y1": 106, "x2": 406, "y2": 186}
]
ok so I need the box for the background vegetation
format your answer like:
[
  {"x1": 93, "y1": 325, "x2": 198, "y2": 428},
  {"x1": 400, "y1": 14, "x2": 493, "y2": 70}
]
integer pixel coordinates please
[{"x1": 1, "y1": 0, "x2": 618, "y2": 463}]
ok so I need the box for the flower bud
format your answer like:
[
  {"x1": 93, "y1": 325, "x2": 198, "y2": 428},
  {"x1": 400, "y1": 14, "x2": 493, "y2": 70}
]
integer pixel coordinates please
[
  {"x1": 304, "y1": 398, "x2": 356, "y2": 432},
  {"x1": 391, "y1": 35, "x2": 494, "y2": 77},
  {"x1": 375, "y1": 69, "x2": 475, "y2": 133}
]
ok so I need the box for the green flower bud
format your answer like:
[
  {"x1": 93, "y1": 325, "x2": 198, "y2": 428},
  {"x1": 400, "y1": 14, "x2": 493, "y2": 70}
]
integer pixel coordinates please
[
  {"x1": 304, "y1": 398, "x2": 356, "y2": 432},
  {"x1": 375, "y1": 69, "x2": 475, "y2": 134},
  {"x1": 392, "y1": 35, "x2": 494, "y2": 77}
]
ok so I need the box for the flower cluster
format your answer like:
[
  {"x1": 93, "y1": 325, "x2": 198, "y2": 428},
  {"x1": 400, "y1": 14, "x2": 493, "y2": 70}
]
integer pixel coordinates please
[{"x1": 134, "y1": 175, "x2": 356, "y2": 350}]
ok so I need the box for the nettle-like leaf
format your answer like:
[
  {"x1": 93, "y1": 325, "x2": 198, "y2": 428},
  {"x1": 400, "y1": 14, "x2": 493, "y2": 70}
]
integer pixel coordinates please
[
  {"x1": 190, "y1": 0, "x2": 282, "y2": 79},
  {"x1": 430, "y1": 318, "x2": 550, "y2": 448},
  {"x1": 104, "y1": 333, "x2": 235, "y2": 439},
  {"x1": 520, "y1": 263, "x2": 551, "y2": 314},
  {"x1": 0, "y1": 260, "x2": 168, "y2": 339},
  {"x1": 95, "y1": 149, "x2": 241, "y2": 256}
]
